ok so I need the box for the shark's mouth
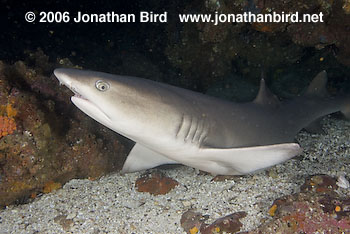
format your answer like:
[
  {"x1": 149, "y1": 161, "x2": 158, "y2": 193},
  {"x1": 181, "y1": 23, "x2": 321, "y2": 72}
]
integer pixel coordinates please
[
  {"x1": 71, "y1": 93, "x2": 112, "y2": 125},
  {"x1": 62, "y1": 82, "x2": 92, "y2": 104},
  {"x1": 67, "y1": 86, "x2": 112, "y2": 125},
  {"x1": 54, "y1": 72, "x2": 112, "y2": 124},
  {"x1": 54, "y1": 71, "x2": 88, "y2": 102},
  {"x1": 64, "y1": 84, "x2": 88, "y2": 101},
  {"x1": 72, "y1": 90, "x2": 88, "y2": 101}
]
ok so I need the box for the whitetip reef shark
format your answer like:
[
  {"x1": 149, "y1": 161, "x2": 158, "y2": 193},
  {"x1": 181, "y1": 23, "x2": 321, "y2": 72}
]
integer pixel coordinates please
[{"x1": 54, "y1": 68, "x2": 350, "y2": 175}]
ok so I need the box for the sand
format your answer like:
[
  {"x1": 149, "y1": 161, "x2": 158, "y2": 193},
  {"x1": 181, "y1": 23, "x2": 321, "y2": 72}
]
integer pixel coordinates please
[{"x1": 1, "y1": 117, "x2": 349, "y2": 234}]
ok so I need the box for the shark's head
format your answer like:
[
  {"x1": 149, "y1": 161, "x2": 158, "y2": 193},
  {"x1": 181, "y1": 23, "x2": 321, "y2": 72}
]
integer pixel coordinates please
[
  {"x1": 54, "y1": 68, "x2": 180, "y2": 143},
  {"x1": 54, "y1": 68, "x2": 117, "y2": 129}
]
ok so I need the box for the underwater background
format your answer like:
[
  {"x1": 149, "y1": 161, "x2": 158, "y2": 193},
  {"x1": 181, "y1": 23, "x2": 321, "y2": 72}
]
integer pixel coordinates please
[{"x1": 1, "y1": 0, "x2": 350, "y2": 233}]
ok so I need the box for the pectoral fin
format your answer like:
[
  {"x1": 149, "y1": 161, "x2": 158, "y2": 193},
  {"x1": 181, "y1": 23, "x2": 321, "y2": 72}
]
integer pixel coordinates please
[
  {"x1": 121, "y1": 143, "x2": 178, "y2": 173},
  {"x1": 192, "y1": 143, "x2": 302, "y2": 175}
]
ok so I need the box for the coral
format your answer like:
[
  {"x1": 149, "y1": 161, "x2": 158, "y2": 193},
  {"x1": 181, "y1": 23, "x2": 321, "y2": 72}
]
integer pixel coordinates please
[
  {"x1": 180, "y1": 209, "x2": 247, "y2": 234},
  {"x1": 248, "y1": 175, "x2": 350, "y2": 234},
  {"x1": 135, "y1": 171, "x2": 179, "y2": 195},
  {"x1": 0, "y1": 103, "x2": 18, "y2": 139},
  {"x1": 300, "y1": 174, "x2": 338, "y2": 193},
  {"x1": 7, "y1": 181, "x2": 32, "y2": 193},
  {"x1": 0, "y1": 54, "x2": 127, "y2": 207},
  {"x1": 165, "y1": 0, "x2": 308, "y2": 87},
  {"x1": 269, "y1": 204, "x2": 278, "y2": 217},
  {"x1": 0, "y1": 116, "x2": 16, "y2": 139},
  {"x1": 343, "y1": 0, "x2": 350, "y2": 14},
  {"x1": 286, "y1": 0, "x2": 350, "y2": 66},
  {"x1": 5, "y1": 104, "x2": 17, "y2": 118},
  {"x1": 24, "y1": 48, "x2": 50, "y2": 70},
  {"x1": 287, "y1": 23, "x2": 336, "y2": 49},
  {"x1": 200, "y1": 212, "x2": 247, "y2": 234},
  {"x1": 181, "y1": 210, "x2": 208, "y2": 234},
  {"x1": 166, "y1": 0, "x2": 350, "y2": 90},
  {"x1": 43, "y1": 181, "x2": 62, "y2": 193},
  {"x1": 189, "y1": 226, "x2": 199, "y2": 234},
  {"x1": 252, "y1": 22, "x2": 283, "y2": 33}
]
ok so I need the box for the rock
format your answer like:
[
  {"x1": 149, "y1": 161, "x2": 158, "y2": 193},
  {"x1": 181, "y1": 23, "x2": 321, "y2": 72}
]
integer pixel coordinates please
[{"x1": 135, "y1": 171, "x2": 179, "y2": 195}]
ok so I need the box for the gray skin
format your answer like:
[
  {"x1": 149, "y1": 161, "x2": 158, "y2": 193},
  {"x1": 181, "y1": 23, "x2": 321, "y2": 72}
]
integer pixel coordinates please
[{"x1": 54, "y1": 68, "x2": 349, "y2": 174}]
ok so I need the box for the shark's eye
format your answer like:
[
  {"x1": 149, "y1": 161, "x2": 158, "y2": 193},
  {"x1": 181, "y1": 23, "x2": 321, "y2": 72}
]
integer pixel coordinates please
[{"x1": 95, "y1": 80, "x2": 110, "y2": 92}]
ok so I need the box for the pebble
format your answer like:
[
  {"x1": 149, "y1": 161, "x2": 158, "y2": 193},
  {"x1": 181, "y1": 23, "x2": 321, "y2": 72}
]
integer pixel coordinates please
[
  {"x1": 66, "y1": 212, "x2": 77, "y2": 220},
  {"x1": 182, "y1": 201, "x2": 191, "y2": 207},
  {"x1": 336, "y1": 175, "x2": 350, "y2": 189}
]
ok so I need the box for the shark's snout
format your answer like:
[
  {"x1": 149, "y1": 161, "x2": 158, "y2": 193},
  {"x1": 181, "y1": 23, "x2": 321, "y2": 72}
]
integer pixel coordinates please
[
  {"x1": 54, "y1": 68, "x2": 73, "y2": 87},
  {"x1": 53, "y1": 68, "x2": 84, "y2": 97}
]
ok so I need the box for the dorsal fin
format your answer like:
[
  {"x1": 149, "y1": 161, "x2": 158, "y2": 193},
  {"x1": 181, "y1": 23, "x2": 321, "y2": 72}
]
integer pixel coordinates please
[
  {"x1": 253, "y1": 77, "x2": 280, "y2": 107},
  {"x1": 304, "y1": 70, "x2": 329, "y2": 97}
]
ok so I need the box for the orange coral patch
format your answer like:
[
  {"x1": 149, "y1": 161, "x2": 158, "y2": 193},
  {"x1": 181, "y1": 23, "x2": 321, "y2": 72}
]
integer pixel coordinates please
[
  {"x1": 0, "y1": 116, "x2": 17, "y2": 138},
  {"x1": 6, "y1": 104, "x2": 18, "y2": 118},
  {"x1": 269, "y1": 204, "x2": 278, "y2": 216},
  {"x1": 43, "y1": 181, "x2": 62, "y2": 193}
]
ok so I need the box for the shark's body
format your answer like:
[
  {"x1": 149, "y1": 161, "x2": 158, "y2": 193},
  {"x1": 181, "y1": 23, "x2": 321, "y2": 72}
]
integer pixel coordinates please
[{"x1": 54, "y1": 68, "x2": 350, "y2": 175}]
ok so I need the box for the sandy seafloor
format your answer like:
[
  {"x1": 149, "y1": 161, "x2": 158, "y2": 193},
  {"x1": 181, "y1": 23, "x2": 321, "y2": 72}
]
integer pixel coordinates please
[{"x1": 1, "y1": 117, "x2": 350, "y2": 234}]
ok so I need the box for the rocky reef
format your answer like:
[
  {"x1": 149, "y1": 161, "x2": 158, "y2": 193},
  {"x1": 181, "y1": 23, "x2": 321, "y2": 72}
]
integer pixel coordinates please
[
  {"x1": 165, "y1": 0, "x2": 350, "y2": 93},
  {"x1": 249, "y1": 174, "x2": 350, "y2": 233},
  {"x1": 0, "y1": 51, "x2": 128, "y2": 207}
]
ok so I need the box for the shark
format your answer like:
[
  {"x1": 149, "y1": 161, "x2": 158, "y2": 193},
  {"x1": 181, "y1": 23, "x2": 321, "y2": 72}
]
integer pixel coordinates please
[{"x1": 54, "y1": 68, "x2": 350, "y2": 175}]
